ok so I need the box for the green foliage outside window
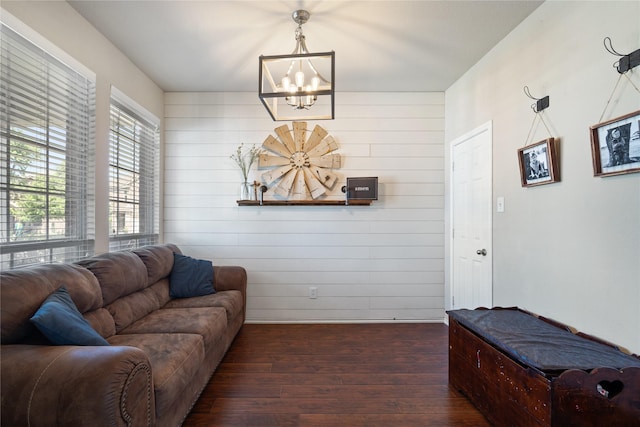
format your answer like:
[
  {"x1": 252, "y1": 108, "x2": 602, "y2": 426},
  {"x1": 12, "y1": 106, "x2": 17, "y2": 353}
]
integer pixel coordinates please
[{"x1": 7, "y1": 138, "x2": 66, "y2": 240}]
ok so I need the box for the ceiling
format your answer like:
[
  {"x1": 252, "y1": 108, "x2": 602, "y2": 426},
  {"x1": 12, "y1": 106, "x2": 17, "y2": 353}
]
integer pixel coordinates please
[{"x1": 68, "y1": 0, "x2": 543, "y2": 93}]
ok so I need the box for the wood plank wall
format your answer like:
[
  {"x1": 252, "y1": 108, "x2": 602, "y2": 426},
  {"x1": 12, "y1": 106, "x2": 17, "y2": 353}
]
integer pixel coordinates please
[{"x1": 164, "y1": 92, "x2": 445, "y2": 322}]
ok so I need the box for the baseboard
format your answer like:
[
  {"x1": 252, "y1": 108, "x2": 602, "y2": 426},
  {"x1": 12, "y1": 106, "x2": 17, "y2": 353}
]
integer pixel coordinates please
[{"x1": 244, "y1": 319, "x2": 446, "y2": 325}]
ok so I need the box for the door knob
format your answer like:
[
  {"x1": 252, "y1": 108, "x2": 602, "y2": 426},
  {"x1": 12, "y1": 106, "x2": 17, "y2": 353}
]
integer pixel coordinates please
[{"x1": 476, "y1": 249, "x2": 487, "y2": 256}]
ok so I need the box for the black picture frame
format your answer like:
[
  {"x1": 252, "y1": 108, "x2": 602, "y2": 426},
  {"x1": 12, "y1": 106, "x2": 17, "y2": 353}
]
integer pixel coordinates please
[{"x1": 345, "y1": 177, "x2": 378, "y2": 200}]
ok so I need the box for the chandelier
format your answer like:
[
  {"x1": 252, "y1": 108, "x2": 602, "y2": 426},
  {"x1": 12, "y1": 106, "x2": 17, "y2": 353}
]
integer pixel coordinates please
[{"x1": 259, "y1": 10, "x2": 335, "y2": 121}]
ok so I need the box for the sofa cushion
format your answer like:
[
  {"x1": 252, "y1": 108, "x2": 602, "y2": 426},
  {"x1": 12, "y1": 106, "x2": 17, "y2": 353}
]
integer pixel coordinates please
[
  {"x1": 106, "y1": 280, "x2": 170, "y2": 333},
  {"x1": 1, "y1": 264, "x2": 103, "y2": 344},
  {"x1": 163, "y1": 290, "x2": 243, "y2": 325},
  {"x1": 30, "y1": 286, "x2": 110, "y2": 346},
  {"x1": 108, "y1": 333, "x2": 204, "y2": 416},
  {"x1": 118, "y1": 307, "x2": 227, "y2": 354},
  {"x1": 169, "y1": 253, "x2": 215, "y2": 298},
  {"x1": 133, "y1": 245, "x2": 175, "y2": 284},
  {"x1": 77, "y1": 251, "x2": 148, "y2": 305},
  {"x1": 83, "y1": 308, "x2": 117, "y2": 338}
]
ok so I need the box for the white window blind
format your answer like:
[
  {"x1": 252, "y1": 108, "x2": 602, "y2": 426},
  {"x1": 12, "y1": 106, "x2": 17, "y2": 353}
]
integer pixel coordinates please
[
  {"x1": 0, "y1": 23, "x2": 95, "y2": 269},
  {"x1": 109, "y1": 94, "x2": 159, "y2": 251}
]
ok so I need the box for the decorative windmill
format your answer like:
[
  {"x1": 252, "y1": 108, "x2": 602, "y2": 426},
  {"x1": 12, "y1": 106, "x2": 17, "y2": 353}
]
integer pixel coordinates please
[{"x1": 258, "y1": 122, "x2": 341, "y2": 200}]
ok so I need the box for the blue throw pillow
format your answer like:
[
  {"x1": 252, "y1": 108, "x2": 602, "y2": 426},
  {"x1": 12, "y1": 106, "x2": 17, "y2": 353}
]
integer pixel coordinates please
[
  {"x1": 169, "y1": 252, "x2": 215, "y2": 298},
  {"x1": 30, "y1": 286, "x2": 110, "y2": 346}
]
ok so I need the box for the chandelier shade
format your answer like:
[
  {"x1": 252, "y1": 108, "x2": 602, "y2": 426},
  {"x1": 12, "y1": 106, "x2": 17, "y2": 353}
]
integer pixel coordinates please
[{"x1": 259, "y1": 10, "x2": 335, "y2": 121}]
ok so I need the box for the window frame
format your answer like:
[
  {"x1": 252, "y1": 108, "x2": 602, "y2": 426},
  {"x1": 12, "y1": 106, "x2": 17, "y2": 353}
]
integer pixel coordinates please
[
  {"x1": 108, "y1": 88, "x2": 160, "y2": 251},
  {"x1": 0, "y1": 17, "x2": 96, "y2": 269}
]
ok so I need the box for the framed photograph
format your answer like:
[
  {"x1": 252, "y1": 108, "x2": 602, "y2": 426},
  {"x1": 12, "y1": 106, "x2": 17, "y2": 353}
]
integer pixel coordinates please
[
  {"x1": 517, "y1": 138, "x2": 560, "y2": 187},
  {"x1": 345, "y1": 177, "x2": 378, "y2": 200},
  {"x1": 590, "y1": 110, "x2": 640, "y2": 177}
]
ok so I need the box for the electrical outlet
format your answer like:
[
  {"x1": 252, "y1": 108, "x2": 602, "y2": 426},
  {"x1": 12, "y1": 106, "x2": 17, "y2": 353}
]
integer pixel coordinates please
[{"x1": 309, "y1": 287, "x2": 318, "y2": 299}]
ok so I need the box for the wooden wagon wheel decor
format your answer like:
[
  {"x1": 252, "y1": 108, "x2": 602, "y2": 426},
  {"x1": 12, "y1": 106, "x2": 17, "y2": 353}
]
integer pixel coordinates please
[{"x1": 258, "y1": 121, "x2": 341, "y2": 200}]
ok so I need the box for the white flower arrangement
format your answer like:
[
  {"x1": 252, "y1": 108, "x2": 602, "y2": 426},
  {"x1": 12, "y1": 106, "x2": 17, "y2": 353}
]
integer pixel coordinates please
[{"x1": 230, "y1": 143, "x2": 261, "y2": 182}]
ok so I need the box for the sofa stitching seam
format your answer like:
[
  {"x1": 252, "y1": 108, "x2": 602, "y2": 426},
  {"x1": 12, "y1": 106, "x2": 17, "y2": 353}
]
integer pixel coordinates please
[
  {"x1": 121, "y1": 361, "x2": 153, "y2": 427},
  {"x1": 27, "y1": 348, "x2": 74, "y2": 427}
]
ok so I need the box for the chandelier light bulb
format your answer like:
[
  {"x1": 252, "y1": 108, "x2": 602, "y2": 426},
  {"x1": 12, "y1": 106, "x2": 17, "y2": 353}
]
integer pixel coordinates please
[
  {"x1": 281, "y1": 76, "x2": 290, "y2": 91},
  {"x1": 295, "y1": 71, "x2": 305, "y2": 88},
  {"x1": 311, "y1": 76, "x2": 320, "y2": 91}
]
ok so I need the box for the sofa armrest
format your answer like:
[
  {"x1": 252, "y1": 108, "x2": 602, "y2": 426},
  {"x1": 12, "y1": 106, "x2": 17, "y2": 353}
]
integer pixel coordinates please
[
  {"x1": 214, "y1": 266, "x2": 247, "y2": 317},
  {"x1": 1, "y1": 344, "x2": 155, "y2": 427},
  {"x1": 214, "y1": 266, "x2": 247, "y2": 293}
]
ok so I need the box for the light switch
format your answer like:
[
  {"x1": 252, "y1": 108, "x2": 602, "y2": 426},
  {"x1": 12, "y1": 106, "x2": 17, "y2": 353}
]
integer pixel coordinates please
[{"x1": 497, "y1": 196, "x2": 505, "y2": 213}]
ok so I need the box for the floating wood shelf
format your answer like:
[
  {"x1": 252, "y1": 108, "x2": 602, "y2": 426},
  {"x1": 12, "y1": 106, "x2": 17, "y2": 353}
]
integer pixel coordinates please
[{"x1": 237, "y1": 200, "x2": 372, "y2": 206}]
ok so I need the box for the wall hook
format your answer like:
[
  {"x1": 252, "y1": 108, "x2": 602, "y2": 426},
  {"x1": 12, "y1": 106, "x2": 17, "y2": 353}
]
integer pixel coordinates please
[
  {"x1": 603, "y1": 37, "x2": 625, "y2": 57},
  {"x1": 603, "y1": 37, "x2": 640, "y2": 74},
  {"x1": 523, "y1": 86, "x2": 549, "y2": 113}
]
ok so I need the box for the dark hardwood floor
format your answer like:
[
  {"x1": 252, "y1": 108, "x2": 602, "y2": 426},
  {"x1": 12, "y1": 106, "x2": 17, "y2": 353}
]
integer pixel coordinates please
[{"x1": 183, "y1": 323, "x2": 491, "y2": 427}]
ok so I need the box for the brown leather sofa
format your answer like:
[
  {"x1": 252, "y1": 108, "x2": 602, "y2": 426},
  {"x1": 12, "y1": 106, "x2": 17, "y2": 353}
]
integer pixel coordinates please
[{"x1": 1, "y1": 244, "x2": 246, "y2": 426}]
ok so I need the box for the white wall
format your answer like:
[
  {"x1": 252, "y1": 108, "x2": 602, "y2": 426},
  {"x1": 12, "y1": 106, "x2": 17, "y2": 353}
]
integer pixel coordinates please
[
  {"x1": 2, "y1": 1, "x2": 164, "y2": 254},
  {"x1": 164, "y1": 92, "x2": 446, "y2": 322},
  {"x1": 9, "y1": 0, "x2": 637, "y2": 350},
  {"x1": 445, "y1": 1, "x2": 640, "y2": 353}
]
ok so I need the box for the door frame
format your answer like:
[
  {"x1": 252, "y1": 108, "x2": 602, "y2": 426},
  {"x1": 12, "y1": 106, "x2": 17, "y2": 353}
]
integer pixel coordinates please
[{"x1": 447, "y1": 121, "x2": 493, "y2": 314}]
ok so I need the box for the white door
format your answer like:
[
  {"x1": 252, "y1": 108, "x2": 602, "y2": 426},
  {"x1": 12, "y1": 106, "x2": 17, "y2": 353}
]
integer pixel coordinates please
[{"x1": 451, "y1": 122, "x2": 493, "y2": 309}]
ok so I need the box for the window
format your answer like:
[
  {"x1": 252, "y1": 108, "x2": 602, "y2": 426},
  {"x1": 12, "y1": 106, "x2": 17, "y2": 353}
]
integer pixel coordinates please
[
  {"x1": 109, "y1": 92, "x2": 159, "y2": 251},
  {"x1": 0, "y1": 22, "x2": 95, "y2": 269}
]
